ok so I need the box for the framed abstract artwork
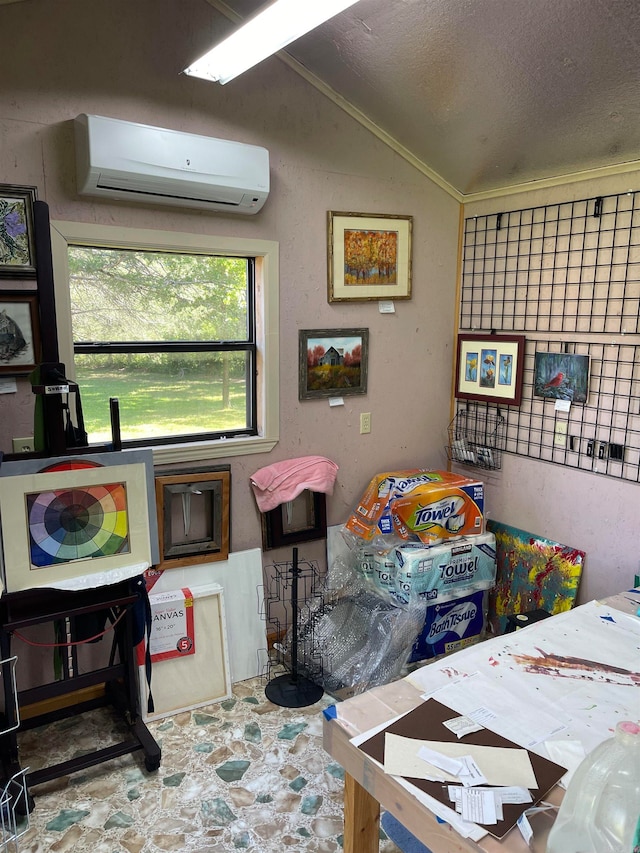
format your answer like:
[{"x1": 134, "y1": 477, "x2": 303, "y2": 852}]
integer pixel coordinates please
[
  {"x1": 299, "y1": 328, "x2": 368, "y2": 400},
  {"x1": 328, "y1": 211, "x2": 412, "y2": 302},
  {"x1": 455, "y1": 333, "x2": 525, "y2": 406},
  {"x1": 487, "y1": 519, "x2": 584, "y2": 635},
  {"x1": 0, "y1": 184, "x2": 37, "y2": 277}
]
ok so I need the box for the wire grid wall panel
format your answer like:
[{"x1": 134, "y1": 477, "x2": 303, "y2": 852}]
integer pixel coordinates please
[
  {"x1": 459, "y1": 190, "x2": 640, "y2": 484},
  {"x1": 462, "y1": 192, "x2": 640, "y2": 335}
]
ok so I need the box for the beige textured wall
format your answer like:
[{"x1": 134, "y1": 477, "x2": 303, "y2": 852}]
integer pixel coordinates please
[
  {"x1": 0, "y1": 0, "x2": 460, "y2": 579},
  {"x1": 463, "y1": 170, "x2": 640, "y2": 604}
]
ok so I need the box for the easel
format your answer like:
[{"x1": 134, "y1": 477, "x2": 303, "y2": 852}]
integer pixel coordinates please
[
  {"x1": 0, "y1": 200, "x2": 161, "y2": 807},
  {"x1": 0, "y1": 580, "x2": 161, "y2": 787}
]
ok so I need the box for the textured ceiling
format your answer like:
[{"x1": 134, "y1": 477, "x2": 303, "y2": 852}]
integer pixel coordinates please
[{"x1": 208, "y1": 0, "x2": 640, "y2": 199}]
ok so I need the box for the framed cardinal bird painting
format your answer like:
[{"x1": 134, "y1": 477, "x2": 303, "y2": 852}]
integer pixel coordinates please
[
  {"x1": 455, "y1": 333, "x2": 525, "y2": 406},
  {"x1": 534, "y1": 351, "x2": 590, "y2": 403}
]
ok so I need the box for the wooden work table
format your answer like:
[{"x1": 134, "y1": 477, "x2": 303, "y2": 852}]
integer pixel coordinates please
[{"x1": 323, "y1": 590, "x2": 639, "y2": 853}]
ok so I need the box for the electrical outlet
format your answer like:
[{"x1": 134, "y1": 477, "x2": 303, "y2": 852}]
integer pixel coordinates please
[
  {"x1": 12, "y1": 436, "x2": 35, "y2": 453},
  {"x1": 554, "y1": 422, "x2": 567, "y2": 447},
  {"x1": 360, "y1": 412, "x2": 371, "y2": 434}
]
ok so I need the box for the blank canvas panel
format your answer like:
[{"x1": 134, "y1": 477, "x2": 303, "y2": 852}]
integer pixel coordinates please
[
  {"x1": 145, "y1": 548, "x2": 267, "y2": 683},
  {"x1": 139, "y1": 583, "x2": 231, "y2": 721}
]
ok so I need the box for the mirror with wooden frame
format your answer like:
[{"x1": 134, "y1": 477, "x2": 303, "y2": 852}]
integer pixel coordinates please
[
  {"x1": 261, "y1": 489, "x2": 327, "y2": 551},
  {"x1": 155, "y1": 467, "x2": 230, "y2": 569}
]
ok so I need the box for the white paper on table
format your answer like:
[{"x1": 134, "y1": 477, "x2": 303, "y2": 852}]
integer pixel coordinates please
[
  {"x1": 423, "y1": 751, "x2": 487, "y2": 787},
  {"x1": 494, "y1": 786, "x2": 533, "y2": 805},
  {"x1": 455, "y1": 756, "x2": 488, "y2": 787},
  {"x1": 443, "y1": 715, "x2": 484, "y2": 738},
  {"x1": 459, "y1": 788, "x2": 498, "y2": 824},
  {"x1": 544, "y1": 739, "x2": 586, "y2": 787},
  {"x1": 350, "y1": 728, "x2": 487, "y2": 842},
  {"x1": 449, "y1": 785, "x2": 504, "y2": 823},
  {"x1": 431, "y1": 671, "x2": 568, "y2": 748},
  {"x1": 393, "y1": 774, "x2": 488, "y2": 842},
  {"x1": 384, "y1": 733, "x2": 538, "y2": 788},
  {"x1": 449, "y1": 786, "x2": 531, "y2": 821},
  {"x1": 416, "y1": 745, "x2": 466, "y2": 776}
]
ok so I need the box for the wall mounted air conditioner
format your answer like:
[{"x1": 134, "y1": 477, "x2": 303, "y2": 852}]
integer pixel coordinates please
[{"x1": 74, "y1": 114, "x2": 270, "y2": 214}]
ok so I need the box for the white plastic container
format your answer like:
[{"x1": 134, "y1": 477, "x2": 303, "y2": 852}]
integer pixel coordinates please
[{"x1": 546, "y1": 721, "x2": 640, "y2": 853}]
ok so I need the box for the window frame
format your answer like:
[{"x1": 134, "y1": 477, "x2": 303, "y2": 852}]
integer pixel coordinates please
[{"x1": 51, "y1": 221, "x2": 279, "y2": 464}]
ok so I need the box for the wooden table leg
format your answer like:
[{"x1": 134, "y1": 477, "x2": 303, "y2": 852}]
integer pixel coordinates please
[{"x1": 343, "y1": 771, "x2": 380, "y2": 853}]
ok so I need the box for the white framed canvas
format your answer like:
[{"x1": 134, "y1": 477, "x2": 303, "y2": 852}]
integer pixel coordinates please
[
  {"x1": 139, "y1": 583, "x2": 232, "y2": 721},
  {"x1": 0, "y1": 460, "x2": 153, "y2": 592}
]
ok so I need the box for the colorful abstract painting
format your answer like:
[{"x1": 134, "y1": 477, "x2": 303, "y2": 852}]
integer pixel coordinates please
[{"x1": 486, "y1": 519, "x2": 584, "y2": 634}]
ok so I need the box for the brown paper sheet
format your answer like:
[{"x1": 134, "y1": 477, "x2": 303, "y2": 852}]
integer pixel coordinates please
[{"x1": 359, "y1": 698, "x2": 566, "y2": 839}]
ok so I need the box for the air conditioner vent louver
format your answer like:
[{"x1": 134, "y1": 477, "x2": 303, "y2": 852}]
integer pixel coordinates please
[{"x1": 95, "y1": 182, "x2": 243, "y2": 207}]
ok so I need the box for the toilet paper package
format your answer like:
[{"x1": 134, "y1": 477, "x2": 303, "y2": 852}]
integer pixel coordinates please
[
  {"x1": 409, "y1": 589, "x2": 489, "y2": 662},
  {"x1": 393, "y1": 532, "x2": 496, "y2": 604}
]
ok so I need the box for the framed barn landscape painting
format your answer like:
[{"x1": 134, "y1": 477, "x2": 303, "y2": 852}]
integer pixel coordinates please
[
  {"x1": 455, "y1": 333, "x2": 525, "y2": 407},
  {"x1": 299, "y1": 328, "x2": 368, "y2": 400},
  {"x1": 327, "y1": 211, "x2": 412, "y2": 302}
]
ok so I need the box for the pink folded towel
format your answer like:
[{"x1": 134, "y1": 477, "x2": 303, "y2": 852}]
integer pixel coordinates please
[{"x1": 250, "y1": 455, "x2": 339, "y2": 513}]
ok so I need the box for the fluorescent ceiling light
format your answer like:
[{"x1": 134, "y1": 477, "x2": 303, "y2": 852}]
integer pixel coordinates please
[{"x1": 184, "y1": 0, "x2": 360, "y2": 84}]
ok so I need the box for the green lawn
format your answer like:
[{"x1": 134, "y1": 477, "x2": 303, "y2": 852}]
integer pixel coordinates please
[{"x1": 76, "y1": 369, "x2": 247, "y2": 441}]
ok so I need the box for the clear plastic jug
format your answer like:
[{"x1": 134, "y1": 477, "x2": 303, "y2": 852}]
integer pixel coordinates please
[{"x1": 546, "y1": 721, "x2": 640, "y2": 853}]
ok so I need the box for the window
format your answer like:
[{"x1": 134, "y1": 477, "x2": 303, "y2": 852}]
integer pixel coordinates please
[{"x1": 51, "y1": 223, "x2": 279, "y2": 464}]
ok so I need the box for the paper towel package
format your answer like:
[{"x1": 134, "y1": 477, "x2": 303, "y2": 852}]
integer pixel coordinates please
[
  {"x1": 390, "y1": 474, "x2": 484, "y2": 544},
  {"x1": 343, "y1": 469, "x2": 484, "y2": 547},
  {"x1": 370, "y1": 552, "x2": 396, "y2": 597},
  {"x1": 393, "y1": 532, "x2": 496, "y2": 604},
  {"x1": 409, "y1": 589, "x2": 489, "y2": 662}
]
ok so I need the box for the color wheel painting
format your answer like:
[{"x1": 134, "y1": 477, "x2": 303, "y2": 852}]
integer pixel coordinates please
[
  {"x1": 487, "y1": 520, "x2": 584, "y2": 634},
  {"x1": 26, "y1": 482, "x2": 130, "y2": 568}
]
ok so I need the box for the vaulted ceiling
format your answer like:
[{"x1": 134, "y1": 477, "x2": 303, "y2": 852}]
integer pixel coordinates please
[
  {"x1": 4, "y1": 0, "x2": 639, "y2": 200},
  {"x1": 207, "y1": 0, "x2": 640, "y2": 201}
]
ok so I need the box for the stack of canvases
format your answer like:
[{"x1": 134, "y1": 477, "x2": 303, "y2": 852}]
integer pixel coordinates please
[{"x1": 345, "y1": 470, "x2": 496, "y2": 663}]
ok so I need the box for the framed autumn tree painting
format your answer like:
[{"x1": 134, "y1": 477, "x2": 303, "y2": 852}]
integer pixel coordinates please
[{"x1": 327, "y1": 212, "x2": 412, "y2": 302}]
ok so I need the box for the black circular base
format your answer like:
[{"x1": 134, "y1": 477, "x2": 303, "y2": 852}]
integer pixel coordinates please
[{"x1": 265, "y1": 673, "x2": 324, "y2": 708}]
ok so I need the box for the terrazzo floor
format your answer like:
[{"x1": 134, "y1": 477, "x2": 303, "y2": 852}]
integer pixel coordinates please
[{"x1": 12, "y1": 676, "x2": 403, "y2": 853}]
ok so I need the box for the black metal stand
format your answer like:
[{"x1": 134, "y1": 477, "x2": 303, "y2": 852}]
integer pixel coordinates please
[
  {"x1": 265, "y1": 547, "x2": 323, "y2": 708},
  {"x1": 0, "y1": 578, "x2": 161, "y2": 796}
]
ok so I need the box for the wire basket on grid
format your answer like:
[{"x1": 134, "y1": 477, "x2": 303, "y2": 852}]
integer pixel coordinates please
[{"x1": 446, "y1": 406, "x2": 505, "y2": 470}]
